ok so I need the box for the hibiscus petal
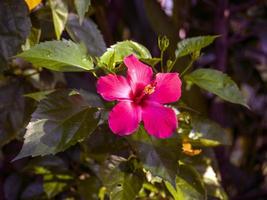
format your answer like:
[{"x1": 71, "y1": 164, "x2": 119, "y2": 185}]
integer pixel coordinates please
[
  {"x1": 109, "y1": 101, "x2": 141, "y2": 136},
  {"x1": 97, "y1": 74, "x2": 132, "y2": 101},
  {"x1": 148, "y1": 73, "x2": 182, "y2": 104},
  {"x1": 142, "y1": 101, "x2": 178, "y2": 138},
  {"x1": 124, "y1": 55, "x2": 153, "y2": 91}
]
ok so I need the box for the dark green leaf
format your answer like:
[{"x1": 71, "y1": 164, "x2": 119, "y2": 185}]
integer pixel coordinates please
[
  {"x1": 185, "y1": 68, "x2": 248, "y2": 107},
  {"x1": 49, "y1": 0, "x2": 68, "y2": 40},
  {"x1": 74, "y1": 0, "x2": 91, "y2": 24},
  {"x1": 140, "y1": 57, "x2": 161, "y2": 67},
  {"x1": 17, "y1": 40, "x2": 94, "y2": 72},
  {"x1": 0, "y1": 0, "x2": 31, "y2": 69},
  {"x1": 22, "y1": 27, "x2": 41, "y2": 51},
  {"x1": 189, "y1": 115, "x2": 231, "y2": 147},
  {"x1": 100, "y1": 41, "x2": 151, "y2": 69},
  {"x1": 0, "y1": 80, "x2": 27, "y2": 147},
  {"x1": 128, "y1": 127, "x2": 180, "y2": 186},
  {"x1": 66, "y1": 14, "x2": 106, "y2": 57},
  {"x1": 21, "y1": 182, "x2": 43, "y2": 200},
  {"x1": 166, "y1": 164, "x2": 206, "y2": 200},
  {"x1": 100, "y1": 155, "x2": 143, "y2": 200},
  {"x1": 24, "y1": 90, "x2": 55, "y2": 102},
  {"x1": 78, "y1": 176, "x2": 101, "y2": 200},
  {"x1": 14, "y1": 90, "x2": 100, "y2": 160},
  {"x1": 175, "y1": 36, "x2": 218, "y2": 58}
]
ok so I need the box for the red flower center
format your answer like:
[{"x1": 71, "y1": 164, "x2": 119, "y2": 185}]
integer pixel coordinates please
[{"x1": 132, "y1": 82, "x2": 157, "y2": 104}]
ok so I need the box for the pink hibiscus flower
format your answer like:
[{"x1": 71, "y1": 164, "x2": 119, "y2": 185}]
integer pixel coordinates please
[{"x1": 97, "y1": 54, "x2": 182, "y2": 138}]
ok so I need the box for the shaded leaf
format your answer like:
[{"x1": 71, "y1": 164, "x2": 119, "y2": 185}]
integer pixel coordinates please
[
  {"x1": 14, "y1": 90, "x2": 100, "y2": 160},
  {"x1": 166, "y1": 164, "x2": 206, "y2": 200},
  {"x1": 22, "y1": 27, "x2": 41, "y2": 50},
  {"x1": 66, "y1": 14, "x2": 106, "y2": 57},
  {"x1": 78, "y1": 176, "x2": 101, "y2": 200},
  {"x1": 128, "y1": 127, "x2": 180, "y2": 186},
  {"x1": 74, "y1": 0, "x2": 91, "y2": 24},
  {"x1": 21, "y1": 181, "x2": 43, "y2": 199},
  {"x1": 4, "y1": 174, "x2": 22, "y2": 200},
  {"x1": 0, "y1": 80, "x2": 27, "y2": 147},
  {"x1": 140, "y1": 57, "x2": 161, "y2": 67},
  {"x1": 17, "y1": 40, "x2": 94, "y2": 72},
  {"x1": 189, "y1": 115, "x2": 231, "y2": 147},
  {"x1": 100, "y1": 155, "x2": 143, "y2": 200},
  {"x1": 49, "y1": 0, "x2": 68, "y2": 40},
  {"x1": 24, "y1": 90, "x2": 55, "y2": 102},
  {"x1": 175, "y1": 36, "x2": 218, "y2": 58},
  {"x1": 0, "y1": 0, "x2": 31, "y2": 69},
  {"x1": 100, "y1": 40, "x2": 151, "y2": 69},
  {"x1": 185, "y1": 68, "x2": 248, "y2": 107}
]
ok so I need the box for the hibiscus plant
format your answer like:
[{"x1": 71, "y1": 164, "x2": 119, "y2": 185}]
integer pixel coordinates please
[{"x1": 2, "y1": 1, "x2": 249, "y2": 200}]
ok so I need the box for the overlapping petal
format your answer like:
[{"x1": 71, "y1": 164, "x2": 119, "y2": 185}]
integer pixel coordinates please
[
  {"x1": 142, "y1": 101, "x2": 178, "y2": 138},
  {"x1": 108, "y1": 101, "x2": 141, "y2": 136},
  {"x1": 148, "y1": 73, "x2": 182, "y2": 104},
  {"x1": 124, "y1": 55, "x2": 153, "y2": 92},
  {"x1": 97, "y1": 74, "x2": 132, "y2": 101}
]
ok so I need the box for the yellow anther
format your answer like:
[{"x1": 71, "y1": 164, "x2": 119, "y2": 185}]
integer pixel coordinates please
[{"x1": 144, "y1": 84, "x2": 156, "y2": 95}]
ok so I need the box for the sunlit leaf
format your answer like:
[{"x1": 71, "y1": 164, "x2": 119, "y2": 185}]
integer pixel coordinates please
[
  {"x1": 35, "y1": 166, "x2": 73, "y2": 198},
  {"x1": 74, "y1": 0, "x2": 91, "y2": 24},
  {"x1": 185, "y1": 69, "x2": 248, "y2": 108},
  {"x1": 14, "y1": 90, "x2": 100, "y2": 160},
  {"x1": 175, "y1": 36, "x2": 218, "y2": 58},
  {"x1": 17, "y1": 40, "x2": 94, "y2": 72},
  {"x1": 100, "y1": 41, "x2": 151, "y2": 69},
  {"x1": 66, "y1": 14, "x2": 106, "y2": 56},
  {"x1": 49, "y1": 0, "x2": 68, "y2": 40}
]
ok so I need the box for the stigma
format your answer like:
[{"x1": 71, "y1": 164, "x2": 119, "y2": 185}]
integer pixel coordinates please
[{"x1": 144, "y1": 82, "x2": 156, "y2": 95}]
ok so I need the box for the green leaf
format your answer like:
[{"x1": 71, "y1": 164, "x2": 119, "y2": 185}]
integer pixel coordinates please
[
  {"x1": 49, "y1": 0, "x2": 68, "y2": 40},
  {"x1": 185, "y1": 69, "x2": 248, "y2": 107},
  {"x1": 0, "y1": 0, "x2": 31, "y2": 70},
  {"x1": 24, "y1": 90, "x2": 55, "y2": 102},
  {"x1": 22, "y1": 27, "x2": 41, "y2": 51},
  {"x1": 128, "y1": 127, "x2": 180, "y2": 186},
  {"x1": 74, "y1": 0, "x2": 91, "y2": 24},
  {"x1": 189, "y1": 115, "x2": 231, "y2": 147},
  {"x1": 175, "y1": 36, "x2": 218, "y2": 58},
  {"x1": 100, "y1": 155, "x2": 143, "y2": 200},
  {"x1": 166, "y1": 164, "x2": 206, "y2": 200},
  {"x1": 13, "y1": 90, "x2": 100, "y2": 160},
  {"x1": 35, "y1": 166, "x2": 72, "y2": 198},
  {"x1": 66, "y1": 14, "x2": 106, "y2": 56},
  {"x1": 17, "y1": 40, "x2": 94, "y2": 72},
  {"x1": 0, "y1": 80, "x2": 34, "y2": 147},
  {"x1": 100, "y1": 40, "x2": 151, "y2": 69},
  {"x1": 78, "y1": 176, "x2": 101, "y2": 200},
  {"x1": 140, "y1": 57, "x2": 161, "y2": 67}
]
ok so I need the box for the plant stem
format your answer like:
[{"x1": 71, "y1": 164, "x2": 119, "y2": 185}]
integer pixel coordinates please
[
  {"x1": 168, "y1": 57, "x2": 178, "y2": 72},
  {"x1": 180, "y1": 59, "x2": 194, "y2": 77},
  {"x1": 160, "y1": 50, "x2": 164, "y2": 72}
]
